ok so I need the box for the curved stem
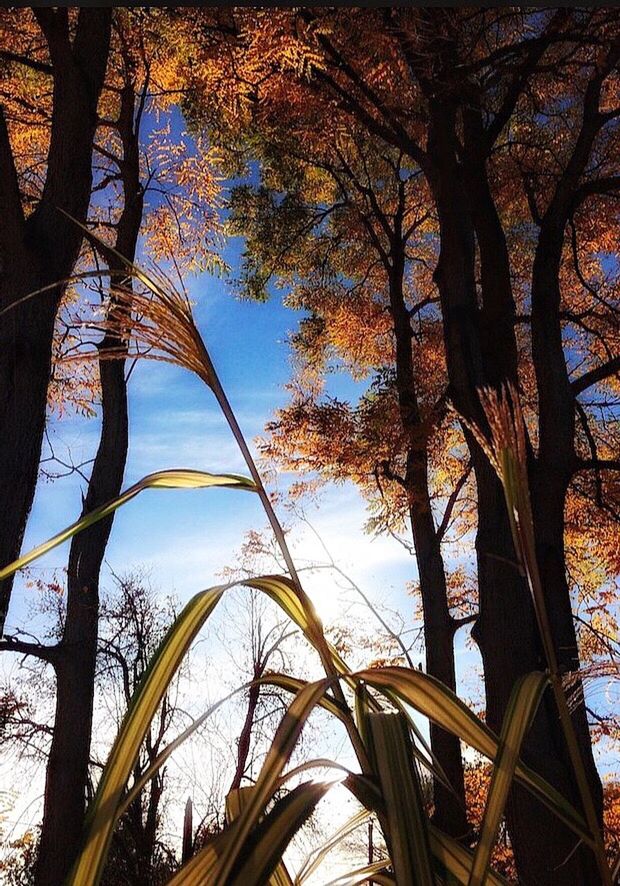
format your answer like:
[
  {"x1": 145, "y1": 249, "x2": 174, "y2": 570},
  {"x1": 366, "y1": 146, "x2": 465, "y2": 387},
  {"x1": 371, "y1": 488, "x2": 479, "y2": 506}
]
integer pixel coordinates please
[{"x1": 197, "y1": 343, "x2": 371, "y2": 772}]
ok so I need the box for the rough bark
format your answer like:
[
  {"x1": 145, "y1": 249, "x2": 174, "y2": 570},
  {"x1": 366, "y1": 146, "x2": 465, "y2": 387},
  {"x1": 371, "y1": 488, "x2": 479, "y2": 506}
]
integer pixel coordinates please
[
  {"x1": 35, "y1": 75, "x2": 142, "y2": 886},
  {"x1": 0, "y1": 9, "x2": 112, "y2": 633}
]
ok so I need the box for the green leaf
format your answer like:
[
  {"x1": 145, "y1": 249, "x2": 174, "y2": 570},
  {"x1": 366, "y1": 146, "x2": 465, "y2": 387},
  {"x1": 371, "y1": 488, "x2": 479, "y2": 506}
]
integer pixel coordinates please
[
  {"x1": 429, "y1": 829, "x2": 510, "y2": 886},
  {"x1": 226, "y1": 786, "x2": 294, "y2": 886},
  {"x1": 0, "y1": 469, "x2": 256, "y2": 580},
  {"x1": 68, "y1": 586, "x2": 224, "y2": 886},
  {"x1": 296, "y1": 808, "x2": 371, "y2": 883},
  {"x1": 368, "y1": 712, "x2": 435, "y2": 886},
  {"x1": 358, "y1": 667, "x2": 592, "y2": 846},
  {"x1": 468, "y1": 672, "x2": 548, "y2": 886}
]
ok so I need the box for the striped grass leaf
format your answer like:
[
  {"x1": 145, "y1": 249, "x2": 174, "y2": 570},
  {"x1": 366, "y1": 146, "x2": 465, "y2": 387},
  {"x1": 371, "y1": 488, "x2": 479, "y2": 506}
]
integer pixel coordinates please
[
  {"x1": 166, "y1": 828, "x2": 231, "y2": 885},
  {"x1": 226, "y1": 786, "x2": 294, "y2": 886},
  {"x1": 168, "y1": 784, "x2": 328, "y2": 886},
  {"x1": 296, "y1": 808, "x2": 371, "y2": 883},
  {"x1": 468, "y1": 672, "x2": 548, "y2": 886},
  {"x1": 184, "y1": 677, "x2": 334, "y2": 884},
  {"x1": 269, "y1": 674, "x2": 451, "y2": 794},
  {"x1": 67, "y1": 586, "x2": 225, "y2": 886},
  {"x1": 381, "y1": 688, "x2": 457, "y2": 799},
  {"x1": 429, "y1": 829, "x2": 509, "y2": 886},
  {"x1": 0, "y1": 469, "x2": 256, "y2": 581},
  {"x1": 69, "y1": 574, "x2": 335, "y2": 886},
  {"x1": 358, "y1": 667, "x2": 592, "y2": 846},
  {"x1": 273, "y1": 758, "x2": 353, "y2": 792},
  {"x1": 323, "y1": 861, "x2": 396, "y2": 886},
  {"x1": 248, "y1": 576, "x2": 347, "y2": 672},
  {"x1": 225, "y1": 783, "x2": 329, "y2": 886},
  {"x1": 368, "y1": 712, "x2": 435, "y2": 886},
  {"x1": 342, "y1": 772, "x2": 509, "y2": 886}
]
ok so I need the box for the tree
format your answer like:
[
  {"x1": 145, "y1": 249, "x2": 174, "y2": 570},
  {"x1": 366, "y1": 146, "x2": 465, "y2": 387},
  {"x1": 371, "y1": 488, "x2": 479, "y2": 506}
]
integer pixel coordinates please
[
  {"x1": 0, "y1": 9, "x2": 112, "y2": 632},
  {"x1": 0, "y1": 9, "x2": 222, "y2": 880},
  {"x1": 175, "y1": 8, "x2": 620, "y2": 880}
]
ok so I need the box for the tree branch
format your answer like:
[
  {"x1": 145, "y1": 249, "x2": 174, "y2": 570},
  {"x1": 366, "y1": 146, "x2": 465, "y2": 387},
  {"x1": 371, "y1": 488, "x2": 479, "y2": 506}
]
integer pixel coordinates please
[
  {"x1": 485, "y1": 9, "x2": 572, "y2": 150},
  {"x1": 436, "y1": 461, "x2": 472, "y2": 543},
  {"x1": 573, "y1": 174, "x2": 620, "y2": 206},
  {"x1": 576, "y1": 458, "x2": 620, "y2": 472},
  {"x1": 0, "y1": 49, "x2": 53, "y2": 76},
  {"x1": 572, "y1": 355, "x2": 620, "y2": 395},
  {"x1": 453, "y1": 612, "x2": 477, "y2": 629},
  {"x1": 0, "y1": 635, "x2": 59, "y2": 664}
]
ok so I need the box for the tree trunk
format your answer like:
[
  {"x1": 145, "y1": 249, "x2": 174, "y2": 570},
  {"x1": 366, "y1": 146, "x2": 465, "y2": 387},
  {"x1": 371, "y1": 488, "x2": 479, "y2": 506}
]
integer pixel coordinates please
[
  {"x1": 0, "y1": 9, "x2": 111, "y2": 633},
  {"x1": 230, "y1": 679, "x2": 262, "y2": 792},
  {"x1": 428, "y1": 96, "x2": 602, "y2": 882},
  {"x1": 388, "y1": 247, "x2": 468, "y2": 839},
  {"x1": 35, "y1": 75, "x2": 141, "y2": 885}
]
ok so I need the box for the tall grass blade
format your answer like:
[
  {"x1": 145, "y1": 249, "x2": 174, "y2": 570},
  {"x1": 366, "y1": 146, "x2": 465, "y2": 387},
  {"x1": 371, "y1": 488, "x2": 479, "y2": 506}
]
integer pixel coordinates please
[
  {"x1": 203, "y1": 677, "x2": 333, "y2": 884},
  {"x1": 70, "y1": 570, "x2": 357, "y2": 885},
  {"x1": 468, "y1": 672, "x2": 548, "y2": 886},
  {"x1": 473, "y1": 385, "x2": 610, "y2": 883},
  {"x1": 228, "y1": 783, "x2": 328, "y2": 886},
  {"x1": 0, "y1": 470, "x2": 255, "y2": 581},
  {"x1": 226, "y1": 786, "x2": 294, "y2": 886},
  {"x1": 68, "y1": 586, "x2": 224, "y2": 886},
  {"x1": 358, "y1": 667, "x2": 592, "y2": 845},
  {"x1": 429, "y1": 829, "x2": 509, "y2": 886},
  {"x1": 296, "y1": 808, "x2": 371, "y2": 883},
  {"x1": 323, "y1": 861, "x2": 395, "y2": 885},
  {"x1": 368, "y1": 712, "x2": 435, "y2": 885}
]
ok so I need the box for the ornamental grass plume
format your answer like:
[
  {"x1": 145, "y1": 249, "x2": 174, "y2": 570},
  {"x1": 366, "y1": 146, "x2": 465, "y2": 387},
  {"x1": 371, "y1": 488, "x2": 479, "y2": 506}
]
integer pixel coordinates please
[
  {"x1": 468, "y1": 382, "x2": 612, "y2": 884},
  {"x1": 84, "y1": 270, "x2": 216, "y2": 389},
  {"x1": 461, "y1": 383, "x2": 534, "y2": 581}
]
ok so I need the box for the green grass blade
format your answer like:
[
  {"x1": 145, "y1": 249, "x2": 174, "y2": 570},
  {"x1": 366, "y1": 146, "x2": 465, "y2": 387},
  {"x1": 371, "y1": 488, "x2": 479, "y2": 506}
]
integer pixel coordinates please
[
  {"x1": 170, "y1": 783, "x2": 329, "y2": 886},
  {"x1": 259, "y1": 673, "x2": 353, "y2": 723},
  {"x1": 368, "y1": 712, "x2": 435, "y2": 886},
  {"x1": 296, "y1": 808, "x2": 371, "y2": 883},
  {"x1": 0, "y1": 469, "x2": 256, "y2": 580},
  {"x1": 212, "y1": 677, "x2": 333, "y2": 884},
  {"x1": 429, "y1": 828, "x2": 510, "y2": 886},
  {"x1": 468, "y1": 672, "x2": 548, "y2": 886},
  {"x1": 81, "y1": 578, "x2": 346, "y2": 881},
  {"x1": 228, "y1": 782, "x2": 330, "y2": 886},
  {"x1": 166, "y1": 829, "x2": 232, "y2": 885},
  {"x1": 68, "y1": 586, "x2": 224, "y2": 886},
  {"x1": 226, "y1": 786, "x2": 294, "y2": 886},
  {"x1": 358, "y1": 667, "x2": 592, "y2": 846},
  {"x1": 323, "y1": 861, "x2": 395, "y2": 886}
]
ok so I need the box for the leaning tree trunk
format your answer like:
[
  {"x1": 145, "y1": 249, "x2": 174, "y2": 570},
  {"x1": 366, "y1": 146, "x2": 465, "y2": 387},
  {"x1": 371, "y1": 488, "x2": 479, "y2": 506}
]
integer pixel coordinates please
[
  {"x1": 388, "y1": 246, "x2": 468, "y2": 838},
  {"x1": 428, "y1": 95, "x2": 601, "y2": 883},
  {"x1": 0, "y1": 9, "x2": 111, "y2": 634},
  {"x1": 35, "y1": 76, "x2": 141, "y2": 885}
]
